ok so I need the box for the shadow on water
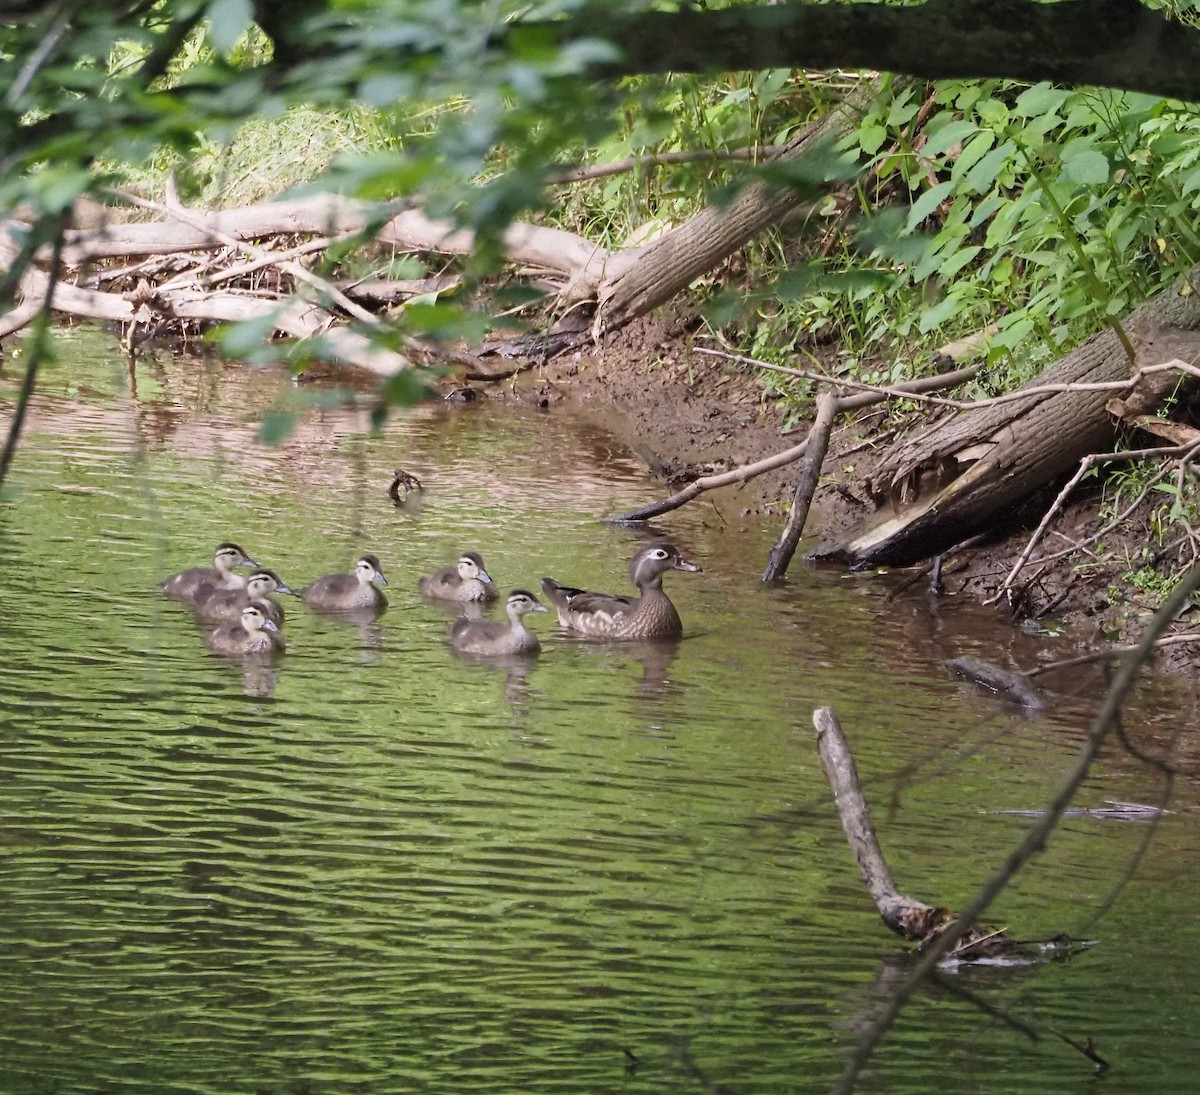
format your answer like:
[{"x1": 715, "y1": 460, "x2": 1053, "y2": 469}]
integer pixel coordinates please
[{"x1": 2, "y1": 327, "x2": 1200, "y2": 1093}]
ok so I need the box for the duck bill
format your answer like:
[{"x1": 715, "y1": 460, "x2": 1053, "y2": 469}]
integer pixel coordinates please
[
  {"x1": 375, "y1": 571, "x2": 389, "y2": 585},
  {"x1": 275, "y1": 583, "x2": 295, "y2": 595},
  {"x1": 263, "y1": 619, "x2": 280, "y2": 632},
  {"x1": 478, "y1": 569, "x2": 494, "y2": 585},
  {"x1": 674, "y1": 558, "x2": 702, "y2": 573},
  {"x1": 239, "y1": 558, "x2": 260, "y2": 570}
]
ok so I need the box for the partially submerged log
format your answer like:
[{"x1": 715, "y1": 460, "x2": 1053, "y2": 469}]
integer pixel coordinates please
[
  {"x1": 945, "y1": 655, "x2": 1046, "y2": 711},
  {"x1": 816, "y1": 276, "x2": 1200, "y2": 568},
  {"x1": 814, "y1": 706, "x2": 1013, "y2": 956}
]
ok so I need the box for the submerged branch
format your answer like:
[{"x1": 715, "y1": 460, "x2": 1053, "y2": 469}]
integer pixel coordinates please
[{"x1": 832, "y1": 558, "x2": 1200, "y2": 1095}]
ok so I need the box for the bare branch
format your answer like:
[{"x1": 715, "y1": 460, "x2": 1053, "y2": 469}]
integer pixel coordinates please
[
  {"x1": 607, "y1": 363, "x2": 979, "y2": 523},
  {"x1": 545, "y1": 146, "x2": 782, "y2": 185},
  {"x1": 831, "y1": 557, "x2": 1200, "y2": 1094}
]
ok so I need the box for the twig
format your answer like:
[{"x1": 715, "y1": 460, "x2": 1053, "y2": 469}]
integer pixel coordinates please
[
  {"x1": 0, "y1": 219, "x2": 65, "y2": 490},
  {"x1": 545, "y1": 145, "x2": 782, "y2": 185},
  {"x1": 698, "y1": 345, "x2": 1200, "y2": 413},
  {"x1": 606, "y1": 365, "x2": 979, "y2": 523},
  {"x1": 990, "y1": 438, "x2": 1200, "y2": 601},
  {"x1": 763, "y1": 389, "x2": 837, "y2": 580},
  {"x1": 832, "y1": 558, "x2": 1200, "y2": 1095},
  {"x1": 5, "y1": 5, "x2": 71, "y2": 105},
  {"x1": 1026, "y1": 631, "x2": 1200, "y2": 676}
]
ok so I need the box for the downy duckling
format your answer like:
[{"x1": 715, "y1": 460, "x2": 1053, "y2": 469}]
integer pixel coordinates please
[
  {"x1": 301, "y1": 554, "x2": 389, "y2": 612},
  {"x1": 162, "y1": 542, "x2": 258, "y2": 603},
  {"x1": 205, "y1": 601, "x2": 285, "y2": 657},
  {"x1": 541, "y1": 542, "x2": 701, "y2": 641},
  {"x1": 449, "y1": 589, "x2": 548, "y2": 656},
  {"x1": 194, "y1": 568, "x2": 294, "y2": 625},
  {"x1": 419, "y1": 551, "x2": 498, "y2": 603}
]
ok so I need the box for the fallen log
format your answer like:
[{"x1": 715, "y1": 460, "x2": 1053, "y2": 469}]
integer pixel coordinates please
[
  {"x1": 815, "y1": 277, "x2": 1200, "y2": 568},
  {"x1": 944, "y1": 655, "x2": 1046, "y2": 711}
]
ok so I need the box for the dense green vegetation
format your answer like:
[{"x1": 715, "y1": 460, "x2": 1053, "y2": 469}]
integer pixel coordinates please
[{"x1": 5, "y1": 6, "x2": 1200, "y2": 383}]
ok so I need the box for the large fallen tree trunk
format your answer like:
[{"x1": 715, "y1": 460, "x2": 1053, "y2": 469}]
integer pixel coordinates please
[{"x1": 814, "y1": 273, "x2": 1200, "y2": 568}]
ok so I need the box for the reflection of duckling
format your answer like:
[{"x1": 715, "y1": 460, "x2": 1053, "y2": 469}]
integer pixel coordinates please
[
  {"x1": 449, "y1": 589, "x2": 548, "y2": 656},
  {"x1": 195, "y1": 569, "x2": 294, "y2": 625},
  {"x1": 419, "y1": 552, "x2": 498, "y2": 603},
  {"x1": 162, "y1": 542, "x2": 257, "y2": 603},
  {"x1": 541, "y1": 542, "x2": 701, "y2": 640},
  {"x1": 302, "y1": 555, "x2": 389, "y2": 612},
  {"x1": 205, "y1": 602, "x2": 285, "y2": 657},
  {"x1": 388, "y1": 469, "x2": 424, "y2": 506}
]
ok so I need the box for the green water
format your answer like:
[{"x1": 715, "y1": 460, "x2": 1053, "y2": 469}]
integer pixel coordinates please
[{"x1": 1, "y1": 328, "x2": 1199, "y2": 1094}]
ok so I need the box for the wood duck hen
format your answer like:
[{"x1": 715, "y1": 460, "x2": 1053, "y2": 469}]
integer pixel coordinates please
[{"x1": 541, "y1": 542, "x2": 701, "y2": 641}]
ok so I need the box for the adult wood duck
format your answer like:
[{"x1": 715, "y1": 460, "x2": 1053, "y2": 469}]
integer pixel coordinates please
[
  {"x1": 301, "y1": 555, "x2": 389, "y2": 612},
  {"x1": 205, "y1": 602, "x2": 285, "y2": 657},
  {"x1": 449, "y1": 589, "x2": 548, "y2": 656},
  {"x1": 419, "y1": 552, "x2": 498, "y2": 603},
  {"x1": 194, "y1": 569, "x2": 294, "y2": 625},
  {"x1": 162, "y1": 542, "x2": 257, "y2": 603},
  {"x1": 541, "y1": 542, "x2": 701, "y2": 640}
]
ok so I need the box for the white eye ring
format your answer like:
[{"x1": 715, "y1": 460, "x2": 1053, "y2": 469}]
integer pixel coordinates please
[{"x1": 652, "y1": 549, "x2": 669, "y2": 559}]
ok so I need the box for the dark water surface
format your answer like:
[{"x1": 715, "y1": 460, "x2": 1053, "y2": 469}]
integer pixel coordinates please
[{"x1": 2, "y1": 328, "x2": 1199, "y2": 1094}]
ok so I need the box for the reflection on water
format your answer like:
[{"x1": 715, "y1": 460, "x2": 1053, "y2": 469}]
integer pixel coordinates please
[{"x1": 2, "y1": 328, "x2": 1200, "y2": 1094}]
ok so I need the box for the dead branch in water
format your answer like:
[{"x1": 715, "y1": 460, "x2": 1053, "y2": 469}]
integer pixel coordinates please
[
  {"x1": 813, "y1": 706, "x2": 959, "y2": 943},
  {"x1": 826, "y1": 556, "x2": 1200, "y2": 1095},
  {"x1": 944, "y1": 655, "x2": 1046, "y2": 711},
  {"x1": 763, "y1": 389, "x2": 837, "y2": 580},
  {"x1": 1027, "y1": 631, "x2": 1200, "y2": 676}
]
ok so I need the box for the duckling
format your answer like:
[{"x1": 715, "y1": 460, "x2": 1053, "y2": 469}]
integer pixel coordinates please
[
  {"x1": 205, "y1": 601, "x2": 285, "y2": 657},
  {"x1": 194, "y1": 568, "x2": 294, "y2": 625},
  {"x1": 449, "y1": 589, "x2": 548, "y2": 656},
  {"x1": 419, "y1": 551, "x2": 498, "y2": 603},
  {"x1": 162, "y1": 542, "x2": 258, "y2": 603},
  {"x1": 541, "y1": 542, "x2": 701, "y2": 641},
  {"x1": 301, "y1": 554, "x2": 389, "y2": 612}
]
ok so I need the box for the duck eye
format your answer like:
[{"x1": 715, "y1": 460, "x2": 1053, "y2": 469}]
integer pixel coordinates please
[{"x1": 653, "y1": 549, "x2": 668, "y2": 559}]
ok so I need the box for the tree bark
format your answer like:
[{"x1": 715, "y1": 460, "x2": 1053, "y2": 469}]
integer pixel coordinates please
[
  {"x1": 597, "y1": 79, "x2": 888, "y2": 334},
  {"x1": 816, "y1": 271, "x2": 1200, "y2": 568},
  {"x1": 526, "y1": 0, "x2": 1200, "y2": 104}
]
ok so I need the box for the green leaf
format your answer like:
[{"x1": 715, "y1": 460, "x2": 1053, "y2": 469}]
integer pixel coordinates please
[
  {"x1": 918, "y1": 293, "x2": 966, "y2": 333},
  {"x1": 1012, "y1": 83, "x2": 1070, "y2": 118},
  {"x1": 921, "y1": 118, "x2": 977, "y2": 159},
  {"x1": 1180, "y1": 166, "x2": 1200, "y2": 196},
  {"x1": 907, "y1": 180, "x2": 954, "y2": 231},
  {"x1": 257, "y1": 410, "x2": 296, "y2": 446},
  {"x1": 964, "y1": 141, "x2": 1015, "y2": 194},
  {"x1": 207, "y1": 0, "x2": 253, "y2": 56},
  {"x1": 1062, "y1": 149, "x2": 1110, "y2": 184},
  {"x1": 950, "y1": 130, "x2": 996, "y2": 183},
  {"x1": 857, "y1": 124, "x2": 887, "y2": 155},
  {"x1": 936, "y1": 244, "x2": 982, "y2": 280}
]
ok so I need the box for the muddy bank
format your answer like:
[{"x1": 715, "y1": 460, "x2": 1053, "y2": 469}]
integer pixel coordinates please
[{"x1": 486, "y1": 315, "x2": 1200, "y2": 676}]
